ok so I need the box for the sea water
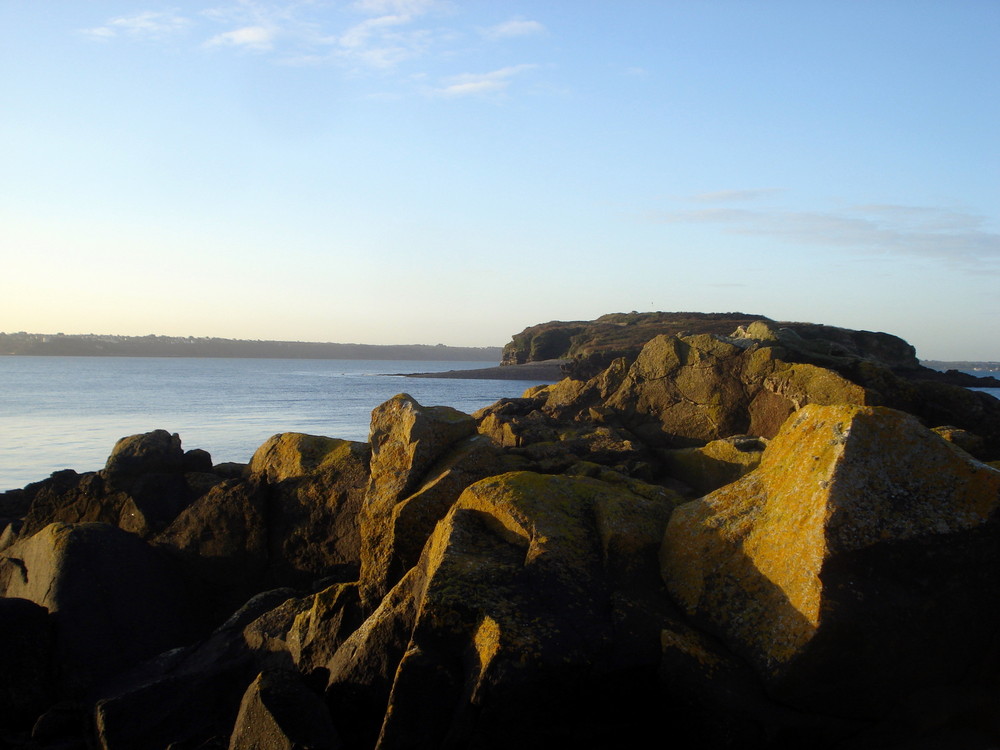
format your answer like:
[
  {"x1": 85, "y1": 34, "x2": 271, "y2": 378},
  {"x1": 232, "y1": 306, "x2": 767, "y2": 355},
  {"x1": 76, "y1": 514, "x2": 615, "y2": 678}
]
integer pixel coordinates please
[{"x1": 0, "y1": 357, "x2": 538, "y2": 492}]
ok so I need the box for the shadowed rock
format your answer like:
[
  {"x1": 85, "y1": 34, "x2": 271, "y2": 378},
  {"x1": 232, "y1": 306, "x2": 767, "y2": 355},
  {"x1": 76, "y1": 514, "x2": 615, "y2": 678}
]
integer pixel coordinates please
[
  {"x1": 229, "y1": 669, "x2": 341, "y2": 750},
  {"x1": 661, "y1": 404, "x2": 1000, "y2": 717},
  {"x1": 0, "y1": 522, "x2": 195, "y2": 696}
]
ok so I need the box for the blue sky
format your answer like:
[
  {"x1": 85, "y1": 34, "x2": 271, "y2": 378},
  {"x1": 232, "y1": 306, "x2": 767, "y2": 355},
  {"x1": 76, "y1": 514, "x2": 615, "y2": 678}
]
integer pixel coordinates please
[{"x1": 2, "y1": 1, "x2": 998, "y2": 359}]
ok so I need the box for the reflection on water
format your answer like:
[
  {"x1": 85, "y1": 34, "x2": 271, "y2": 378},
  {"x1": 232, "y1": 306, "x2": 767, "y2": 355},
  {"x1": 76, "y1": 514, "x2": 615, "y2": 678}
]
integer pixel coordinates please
[{"x1": 0, "y1": 357, "x2": 534, "y2": 491}]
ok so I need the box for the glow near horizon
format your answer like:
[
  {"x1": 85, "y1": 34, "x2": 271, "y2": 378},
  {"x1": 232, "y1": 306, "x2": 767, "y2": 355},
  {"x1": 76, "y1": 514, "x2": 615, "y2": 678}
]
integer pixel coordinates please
[{"x1": 1, "y1": 2, "x2": 998, "y2": 360}]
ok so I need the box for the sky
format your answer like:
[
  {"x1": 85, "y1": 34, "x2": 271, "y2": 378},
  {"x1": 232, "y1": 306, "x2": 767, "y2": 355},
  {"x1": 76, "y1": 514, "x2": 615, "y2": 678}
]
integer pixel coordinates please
[{"x1": 1, "y1": 1, "x2": 998, "y2": 360}]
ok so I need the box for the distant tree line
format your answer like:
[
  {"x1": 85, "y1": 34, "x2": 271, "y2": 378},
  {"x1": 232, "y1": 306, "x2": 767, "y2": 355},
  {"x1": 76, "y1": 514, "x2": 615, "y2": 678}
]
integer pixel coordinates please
[{"x1": 0, "y1": 332, "x2": 502, "y2": 361}]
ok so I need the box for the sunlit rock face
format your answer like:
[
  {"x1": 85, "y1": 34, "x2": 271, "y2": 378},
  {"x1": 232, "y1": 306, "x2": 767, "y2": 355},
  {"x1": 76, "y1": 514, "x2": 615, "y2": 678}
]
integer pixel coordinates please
[{"x1": 661, "y1": 403, "x2": 1000, "y2": 718}]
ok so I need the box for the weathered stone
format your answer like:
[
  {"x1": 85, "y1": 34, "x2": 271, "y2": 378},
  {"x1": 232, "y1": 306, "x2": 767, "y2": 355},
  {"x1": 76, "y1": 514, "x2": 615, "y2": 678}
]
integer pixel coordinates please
[
  {"x1": 362, "y1": 434, "x2": 509, "y2": 606},
  {"x1": 661, "y1": 404, "x2": 1000, "y2": 718},
  {"x1": 733, "y1": 319, "x2": 920, "y2": 371},
  {"x1": 286, "y1": 583, "x2": 364, "y2": 674},
  {"x1": 358, "y1": 394, "x2": 477, "y2": 607},
  {"x1": 228, "y1": 669, "x2": 341, "y2": 750},
  {"x1": 104, "y1": 429, "x2": 185, "y2": 479},
  {"x1": 94, "y1": 589, "x2": 303, "y2": 750},
  {"x1": 366, "y1": 393, "x2": 476, "y2": 505},
  {"x1": 0, "y1": 522, "x2": 194, "y2": 695},
  {"x1": 660, "y1": 435, "x2": 767, "y2": 496},
  {"x1": 598, "y1": 334, "x2": 870, "y2": 447},
  {"x1": 932, "y1": 424, "x2": 986, "y2": 458},
  {"x1": 155, "y1": 479, "x2": 269, "y2": 622},
  {"x1": 252, "y1": 434, "x2": 371, "y2": 588},
  {"x1": 16, "y1": 433, "x2": 217, "y2": 541},
  {"x1": 328, "y1": 471, "x2": 678, "y2": 748},
  {"x1": 250, "y1": 433, "x2": 363, "y2": 483}
]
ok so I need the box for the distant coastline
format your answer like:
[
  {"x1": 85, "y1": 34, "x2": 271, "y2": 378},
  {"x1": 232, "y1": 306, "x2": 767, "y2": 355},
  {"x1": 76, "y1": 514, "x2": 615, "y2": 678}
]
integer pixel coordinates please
[
  {"x1": 922, "y1": 360, "x2": 1000, "y2": 373},
  {"x1": 0, "y1": 332, "x2": 502, "y2": 362}
]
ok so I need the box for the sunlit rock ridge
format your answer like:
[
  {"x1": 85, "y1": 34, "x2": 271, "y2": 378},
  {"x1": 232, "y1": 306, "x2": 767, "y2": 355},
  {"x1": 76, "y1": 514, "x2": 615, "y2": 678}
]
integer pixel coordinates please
[{"x1": 1, "y1": 314, "x2": 1000, "y2": 749}]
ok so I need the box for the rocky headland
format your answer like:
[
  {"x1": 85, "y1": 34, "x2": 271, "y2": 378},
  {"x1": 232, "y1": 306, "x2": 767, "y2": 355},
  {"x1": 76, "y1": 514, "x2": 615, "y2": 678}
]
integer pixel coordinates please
[{"x1": 2, "y1": 315, "x2": 1000, "y2": 749}]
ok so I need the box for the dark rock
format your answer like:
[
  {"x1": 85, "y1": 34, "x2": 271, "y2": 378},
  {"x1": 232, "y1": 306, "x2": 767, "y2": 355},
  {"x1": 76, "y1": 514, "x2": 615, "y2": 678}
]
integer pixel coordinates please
[
  {"x1": 249, "y1": 434, "x2": 370, "y2": 588},
  {"x1": 228, "y1": 669, "x2": 341, "y2": 750},
  {"x1": 155, "y1": 479, "x2": 269, "y2": 623},
  {"x1": 0, "y1": 522, "x2": 195, "y2": 696},
  {"x1": 327, "y1": 470, "x2": 679, "y2": 748},
  {"x1": 0, "y1": 597, "x2": 54, "y2": 729},
  {"x1": 104, "y1": 429, "x2": 185, "y2": 480}
]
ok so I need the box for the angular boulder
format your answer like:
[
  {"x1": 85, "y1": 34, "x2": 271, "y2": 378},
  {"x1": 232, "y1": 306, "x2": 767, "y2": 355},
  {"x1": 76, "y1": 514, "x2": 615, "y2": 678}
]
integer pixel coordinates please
[
  {"x1": 251, "y1": 433, "x2": 371, "y2": 587},
  {"x1": 600, "y1": 334, "x2": 870, "y2": 446},
  {"x1": 327, "y1": 471, "x2": 679, "y2": 748},
  {"x1": 103, "y1": 429, "x2": 186, "y2": 478},
  {"x1": 155, "y1": 479, "x2": 269, "y2": 623},
  {"x1": 660, "y1": 435, "x2": 767, "y2": 496},
  {"x1": 0, "y1": 522, "x2": 194, "y2": 695},
  {"x1": 228, "y1": 669, "x2": 341, "y2": 750},
  {"x1": 661, "y1": 404, "x2": 1000, "y2": 718},
  {"x1": 358, "y1": 394, "x2": 477, "y2": 606}
]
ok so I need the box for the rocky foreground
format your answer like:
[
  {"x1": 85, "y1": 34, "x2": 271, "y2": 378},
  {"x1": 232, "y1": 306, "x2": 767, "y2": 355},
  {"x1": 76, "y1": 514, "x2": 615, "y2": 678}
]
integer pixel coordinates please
[{"x1": 2, "y1": 319, "x2": 1000, "y2": 749}]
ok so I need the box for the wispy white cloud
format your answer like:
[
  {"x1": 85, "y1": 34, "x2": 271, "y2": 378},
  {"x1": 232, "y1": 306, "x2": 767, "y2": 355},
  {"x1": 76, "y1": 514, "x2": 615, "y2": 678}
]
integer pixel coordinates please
[
  {"x1": 649, "y1": 202, "x2": 1000, "y2": 272},
  {"x1": 81, "y1": 10, "x2": 192, "y2": 40},
  {"x1": 483, "y1": 17, "x2": 546, "y2": 39},
  {"x1": 80, "y1": 2, "x2": 550, "y2": 99},
  {"x1": 433, "y1": 64, "x2": 537, "y2": 97},
  {"x1": 205, "y1": 25, "x2": 276, "y2": 51},
  {"x1": 690, "y1": 188, "x2": 785, "y2": 203}
]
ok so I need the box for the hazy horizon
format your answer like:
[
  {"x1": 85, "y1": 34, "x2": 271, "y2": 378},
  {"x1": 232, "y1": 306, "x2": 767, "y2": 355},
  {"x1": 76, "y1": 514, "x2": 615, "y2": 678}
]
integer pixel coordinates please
[{"x1": 3, "y1": 2, "x2": 998, "y2": 360}]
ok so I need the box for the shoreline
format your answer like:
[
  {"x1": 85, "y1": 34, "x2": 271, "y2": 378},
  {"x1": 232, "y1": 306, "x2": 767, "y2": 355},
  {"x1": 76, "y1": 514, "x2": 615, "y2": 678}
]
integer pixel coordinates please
[{"x1": 400, "y1": 359, "x2": 568, "y2": 382}]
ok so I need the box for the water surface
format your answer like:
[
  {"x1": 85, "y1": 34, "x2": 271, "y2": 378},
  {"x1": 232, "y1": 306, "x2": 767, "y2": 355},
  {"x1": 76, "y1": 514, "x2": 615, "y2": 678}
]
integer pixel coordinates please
[{"x1": 0, "y1": 357, "x2": 537, "y2": 491}]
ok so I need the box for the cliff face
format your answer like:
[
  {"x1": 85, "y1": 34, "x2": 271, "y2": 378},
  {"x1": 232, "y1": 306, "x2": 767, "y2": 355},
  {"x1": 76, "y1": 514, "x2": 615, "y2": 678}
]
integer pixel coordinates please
[
  {"x1": 500, "y1": 311, "x2": 771, "y2": 370},
  {"x1": 2, "y1": 316, "x2": 1000, "y2": 749}
]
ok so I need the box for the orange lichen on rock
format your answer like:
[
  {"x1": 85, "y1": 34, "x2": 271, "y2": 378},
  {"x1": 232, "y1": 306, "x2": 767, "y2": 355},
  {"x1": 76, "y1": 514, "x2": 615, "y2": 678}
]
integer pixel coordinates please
[{"x1": 661, "y1": 404, "x2": 1000, "y2": 688}]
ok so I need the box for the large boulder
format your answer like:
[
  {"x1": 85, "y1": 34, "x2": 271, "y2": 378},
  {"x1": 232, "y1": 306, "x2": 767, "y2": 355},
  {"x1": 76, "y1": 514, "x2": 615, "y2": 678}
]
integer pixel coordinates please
[
  {"x1": 327, "y1": 471, "x2": 680, "y2": 749},
  {"x1": 250, "y1": 433, "x2": 371, "y2": 587},
  {"x1": 661, "y1": 404, "x2": 1000, "y2": 718},
  {"x1": 358, "y1": 394, "x2": 478, "y2": 607},
  {"x1": 0, "y1": 522, "x2": 195, "y2": 695},
  {"x1": 94, "y1": 588, "x2": 305, "y2": 750},
  {"x1": 659, "y1": 435, "x2": 768, "y2": 497},
  {"x1": 155, "y1": 479, "x2": 269, "y2": 623},
  {"x1": 600, "y1": 334, "x2": 870, "y2": 446},
  {"x1": 14, "y1": 431, "x2": 223, "y2": 542},
  {"x1": 103, "y1": 429, "x2": 186, "y2": 478},
  {"x1": 228, "y1": 669, "x2": 341, "y2": 750}
]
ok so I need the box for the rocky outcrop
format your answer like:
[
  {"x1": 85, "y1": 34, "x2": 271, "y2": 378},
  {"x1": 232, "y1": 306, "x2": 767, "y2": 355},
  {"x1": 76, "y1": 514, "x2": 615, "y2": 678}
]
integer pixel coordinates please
[
  {"x1": 359, "y1": 394, "x2": 495, "y2": 608},
  {"x1": 661, "y1": 404, "x2": 1000, "y2": 718},
  {"x1": 501, "y1": 311, "x2": 770, "y2": 371},
  {"x1": 10, "y1": 430, "x2": 222, "y2": 545},
  {"x1": 229, "y1": 669, "x2": 341, "y2": 750},
  {"x1": 250, "y1": 434, "x2": 370, "y2": 587},
  {"x1": 2, "y1": 316, "x2": 1000, "y2": 749},
  {"x1": 326, "y1": 470, "x2": 679, "y2": 749}
]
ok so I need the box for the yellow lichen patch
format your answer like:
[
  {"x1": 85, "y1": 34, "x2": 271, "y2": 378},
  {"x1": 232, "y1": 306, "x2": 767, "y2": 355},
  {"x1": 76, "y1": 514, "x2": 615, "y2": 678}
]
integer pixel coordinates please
[
  {"x1": 662, "y1": 403, "x2": 1000, "y2": 676},
  {"x1": 660, "y1": 628, "x2": 723, "y2": 676},
  {"x1": 472, "y1": 615, "x2": 502, "y2": 675},
  {"x1": 249, "y1": 432, "x2": 359, "y2": 482}
]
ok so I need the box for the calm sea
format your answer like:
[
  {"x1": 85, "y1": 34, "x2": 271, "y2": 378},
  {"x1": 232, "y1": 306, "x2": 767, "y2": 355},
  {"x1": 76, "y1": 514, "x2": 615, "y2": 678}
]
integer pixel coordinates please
[{"x1": 0, "y1": 357, "x2": 541, "y2": 492}]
